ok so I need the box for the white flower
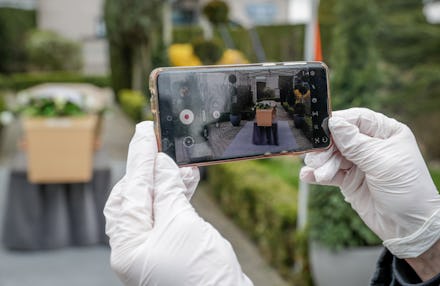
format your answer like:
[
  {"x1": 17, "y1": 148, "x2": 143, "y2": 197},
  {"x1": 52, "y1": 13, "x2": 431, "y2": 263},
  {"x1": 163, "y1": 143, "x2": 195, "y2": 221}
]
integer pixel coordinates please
[
  {"x1": 0, "y1": 111, "x2": 14, "y2": 126},
  {"x1": 54, "y1": 96, "x2": 67, "y2": 109},
  {"x1": 33, "y1": 87, "x2": 85, "y2": 108},
  {"x1": 17, "y1": 92, "x2": 31, "y2": 106},
  {"x1": 84, "y1": 96, "x2": 101, "y2": 113}
]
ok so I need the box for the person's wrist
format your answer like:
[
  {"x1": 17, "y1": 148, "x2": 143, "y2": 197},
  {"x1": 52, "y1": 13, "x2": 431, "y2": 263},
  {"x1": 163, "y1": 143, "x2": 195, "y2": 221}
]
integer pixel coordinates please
[
  {"x1": 383, "y1": 208, "x2": 440, "y2": 258},
  {"x1": 405, "y1": 239, "x2": 440, "y2": 281}
]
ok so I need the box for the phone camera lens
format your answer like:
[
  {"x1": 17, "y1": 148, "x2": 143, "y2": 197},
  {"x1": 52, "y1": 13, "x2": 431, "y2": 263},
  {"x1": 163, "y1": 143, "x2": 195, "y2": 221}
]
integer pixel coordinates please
[{"x1": 183, "y1": 136, "x2": 195, "y2": 148}]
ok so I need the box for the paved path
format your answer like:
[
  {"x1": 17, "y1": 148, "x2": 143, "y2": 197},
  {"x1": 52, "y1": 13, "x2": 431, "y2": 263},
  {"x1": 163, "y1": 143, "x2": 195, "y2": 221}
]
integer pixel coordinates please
[{"x1": 0, "y1": 90, "x2": 290, "y2": 286}]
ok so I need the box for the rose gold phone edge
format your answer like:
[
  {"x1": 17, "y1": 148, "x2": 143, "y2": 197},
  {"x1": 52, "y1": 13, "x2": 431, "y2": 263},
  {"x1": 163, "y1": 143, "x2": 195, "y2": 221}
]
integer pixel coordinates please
[{"x1": 149, "y1": 62, "x2": 332, "y2": 167}]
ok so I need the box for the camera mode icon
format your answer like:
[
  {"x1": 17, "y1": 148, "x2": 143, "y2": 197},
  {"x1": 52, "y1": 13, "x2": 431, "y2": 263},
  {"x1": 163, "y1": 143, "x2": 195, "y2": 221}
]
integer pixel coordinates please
[{"x1": 183, "y1": 136, "x2": 195, "y2": 148}]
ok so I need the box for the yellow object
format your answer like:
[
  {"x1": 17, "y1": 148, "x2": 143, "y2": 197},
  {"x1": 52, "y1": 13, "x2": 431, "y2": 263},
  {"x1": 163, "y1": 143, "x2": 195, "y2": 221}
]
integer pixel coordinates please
[
  {"x1": 168, "y1": 44, "x2": 249, "y2": 66},
  {"x1": 294, "y1": 89, "x2": 311, "y2": 103},
  {"x1": 168, "y1": 44, "x2": 202, "y2": 66},
  {"x1": 217, "y1": 49, "x2": 249, "y2": 65}
]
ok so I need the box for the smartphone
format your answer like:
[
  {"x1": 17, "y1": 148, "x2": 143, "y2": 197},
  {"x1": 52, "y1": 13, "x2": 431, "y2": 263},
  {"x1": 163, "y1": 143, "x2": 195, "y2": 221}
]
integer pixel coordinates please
[{"x1": 149, "y1": 62, "x2": 331, "y2": 166}]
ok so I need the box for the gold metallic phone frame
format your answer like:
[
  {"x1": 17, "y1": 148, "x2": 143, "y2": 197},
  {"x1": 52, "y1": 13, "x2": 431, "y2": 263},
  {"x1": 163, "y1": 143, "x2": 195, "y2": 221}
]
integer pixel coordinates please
[{"x1": 149, "y1": 62, "x2": 332, "y2": 167}]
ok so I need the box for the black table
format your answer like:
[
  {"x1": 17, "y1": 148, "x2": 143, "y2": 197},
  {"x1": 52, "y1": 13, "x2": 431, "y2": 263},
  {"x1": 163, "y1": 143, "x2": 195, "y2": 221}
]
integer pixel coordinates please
[
  {"x1": 252, "y1": 122, "x2": 279, "y2": 145},
  {"x1": 2, "y1": 151, "x2": 111, "y2": 250}
]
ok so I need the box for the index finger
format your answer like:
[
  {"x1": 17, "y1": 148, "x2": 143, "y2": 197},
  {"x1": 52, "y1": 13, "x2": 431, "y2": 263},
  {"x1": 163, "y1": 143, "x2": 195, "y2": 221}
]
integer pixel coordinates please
[{"x1": 332, "y1": 108, "x2": 402, "y2": 139}]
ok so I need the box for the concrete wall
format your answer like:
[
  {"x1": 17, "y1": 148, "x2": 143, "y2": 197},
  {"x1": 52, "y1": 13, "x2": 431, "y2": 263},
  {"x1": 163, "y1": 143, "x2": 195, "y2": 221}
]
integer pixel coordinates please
[
  {"x1": 37, "y1": 0, "x2": 108, "y2": 75},
  {"x1": 38, "y1": 0, "x2": 103, "y2": 40}
]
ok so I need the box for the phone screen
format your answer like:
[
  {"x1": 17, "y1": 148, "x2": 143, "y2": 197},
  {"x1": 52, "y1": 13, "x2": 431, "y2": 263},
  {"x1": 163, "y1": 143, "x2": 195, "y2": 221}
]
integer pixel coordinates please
[{"x1": 154, "y1": 62, "x2": 330, "y2": 165}]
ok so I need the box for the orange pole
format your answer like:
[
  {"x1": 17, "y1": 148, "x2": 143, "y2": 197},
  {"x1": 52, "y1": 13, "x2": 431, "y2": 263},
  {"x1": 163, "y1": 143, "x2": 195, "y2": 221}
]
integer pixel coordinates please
[{"x1": 314, "y1": 21, "x2": 323, "y2": 61}]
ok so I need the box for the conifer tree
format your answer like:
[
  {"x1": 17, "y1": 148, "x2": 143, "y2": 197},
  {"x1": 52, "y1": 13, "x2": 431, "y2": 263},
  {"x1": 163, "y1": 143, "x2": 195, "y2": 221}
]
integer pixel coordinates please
[
  {"x1": 104, "y1": 0, "x2": 163, "y2": 94},
  {"x1": 330, "y1": 0, "x2": 381, "y2": 109}
]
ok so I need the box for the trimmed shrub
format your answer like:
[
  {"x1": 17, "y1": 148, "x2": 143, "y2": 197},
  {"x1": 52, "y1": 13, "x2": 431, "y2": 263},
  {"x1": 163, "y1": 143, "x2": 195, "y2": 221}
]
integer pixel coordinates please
[
  {"x1": 25, "y1": 30, "x2": 82, "y2": 72},
  {"x1": 118, "y1": 89, "x2": 148, "y2": 122},
  {"x1": 104, "y1": 0, "x2": 163, "y2": 96},
  {"x1": 398, "y1": 64, "x2": 440, "y2": 160},
  {"x1": 203, "y1": 0, "x2": 229, "y2": 25},
  {"x1": 192, "y1": 38, "x2": 224, "y2": 65},
  {"x1": 169, "y1": 25, "x2": 304, "y2": 64},
  {"x1": 207, "y1": 158, "x2": 301, "y2": 279},
  {"x1": 308, "y1": 185, "x2": 381, "y2": 251},
  {"x1": 172, "y1": 26, "x2": 204, "y2": 44},
  {"x1": 0, "y1": 73, "x2": 110, "y2": 91}
]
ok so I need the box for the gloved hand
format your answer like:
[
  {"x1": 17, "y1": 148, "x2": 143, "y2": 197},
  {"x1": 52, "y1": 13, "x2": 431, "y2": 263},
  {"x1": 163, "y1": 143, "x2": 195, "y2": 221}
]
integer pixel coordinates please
[
  {"x1": 104, "y1": 122, "x2": 253, "y2": 286},
  {"x1": 300, "y1": 108, "x2": 440, "y2": 258}
]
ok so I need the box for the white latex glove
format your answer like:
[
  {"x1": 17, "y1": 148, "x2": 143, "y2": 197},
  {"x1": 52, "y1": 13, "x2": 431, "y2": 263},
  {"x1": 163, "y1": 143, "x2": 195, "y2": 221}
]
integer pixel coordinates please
[
  {"x1": 104, "y1": 121, "x2": 253, "y2": 286},
  {"x1": 300, "y1": 108, "x2": 440, "y2": 258}
]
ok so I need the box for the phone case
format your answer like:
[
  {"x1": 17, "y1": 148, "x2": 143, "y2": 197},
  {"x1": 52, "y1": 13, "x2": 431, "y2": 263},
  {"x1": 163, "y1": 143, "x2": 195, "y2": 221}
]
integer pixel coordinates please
[{"x1": 149, "y1": 62, "x2": 332, "y2": 167}]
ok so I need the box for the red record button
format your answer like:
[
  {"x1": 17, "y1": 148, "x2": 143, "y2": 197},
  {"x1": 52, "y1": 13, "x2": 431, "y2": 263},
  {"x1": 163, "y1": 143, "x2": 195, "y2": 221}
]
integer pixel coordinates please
[{"x1": 179, "y1": 109, "x2": 194, "y2": 125}]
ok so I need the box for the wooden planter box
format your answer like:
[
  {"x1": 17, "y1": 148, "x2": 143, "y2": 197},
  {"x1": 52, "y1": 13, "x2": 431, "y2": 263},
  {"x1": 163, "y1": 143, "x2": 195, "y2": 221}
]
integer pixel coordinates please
[
  {"x1": 22, "y1": 115, "x2": 97, "y2": 183},
  {"x1": 256, "y1": 108, "x2": 276, "y2": 127}
]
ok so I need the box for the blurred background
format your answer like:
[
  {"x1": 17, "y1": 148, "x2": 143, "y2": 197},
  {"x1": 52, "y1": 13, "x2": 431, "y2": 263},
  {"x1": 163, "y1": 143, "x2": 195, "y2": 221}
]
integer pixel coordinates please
[{"x1": 0, "y1": 0, "x2": 439, "y2": 285}]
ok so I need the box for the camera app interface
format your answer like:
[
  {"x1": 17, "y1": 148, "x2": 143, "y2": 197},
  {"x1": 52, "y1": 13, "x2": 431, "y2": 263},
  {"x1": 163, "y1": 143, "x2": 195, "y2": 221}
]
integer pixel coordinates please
[{"x1": 157, "y1": 65, "x2": 329, "y2": 164}]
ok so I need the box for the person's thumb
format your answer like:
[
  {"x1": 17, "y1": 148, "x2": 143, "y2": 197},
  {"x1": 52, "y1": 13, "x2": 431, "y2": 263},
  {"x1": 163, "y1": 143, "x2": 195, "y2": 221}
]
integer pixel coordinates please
[
  {"x1": 329, "y1": 116, "x2": 382, "y2": 173},
  {"x1": 153, "y1": 153, "x2": 196, "y2": 227}
]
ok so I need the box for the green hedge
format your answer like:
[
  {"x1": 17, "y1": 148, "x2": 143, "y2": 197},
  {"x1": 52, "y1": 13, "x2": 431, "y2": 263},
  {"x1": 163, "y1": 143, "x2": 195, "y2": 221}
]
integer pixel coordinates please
[
  {"x1": 25, "y1": 29, "x2": 82, "y2": 72},
  {"x1": 172, "y1": 26, "x2": 204, "y2": 44},
  {"x1": 255, "y1": 25, "x2": 304, "y2": 62},
  {"x1": 0, "y1": 8, "x2": 36, "y2": 73},
  {"x1": 207, "y1": 158, "x2": 302, "y2": 280},
  {"x1": 118, "y1": 89, "x2": 149, "y2": 122},
  {"x1": 0, "y1": 72, "x2": 110, "y2": 91},
  {"x1": 308, "y1": 185, "x2": 381, "y2": 251},
  {"x1": 172, "y1": 24, "x2": 305, "y2": 63}
]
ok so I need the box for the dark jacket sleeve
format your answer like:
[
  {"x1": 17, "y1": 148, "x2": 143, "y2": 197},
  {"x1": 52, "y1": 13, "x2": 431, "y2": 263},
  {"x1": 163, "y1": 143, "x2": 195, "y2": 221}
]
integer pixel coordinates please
[{"x1": 370, "y1": 248, "x2": 440, "y2": 286}]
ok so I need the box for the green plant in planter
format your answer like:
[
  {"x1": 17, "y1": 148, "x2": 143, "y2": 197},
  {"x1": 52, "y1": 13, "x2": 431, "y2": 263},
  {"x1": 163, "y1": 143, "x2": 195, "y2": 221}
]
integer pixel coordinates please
[
  {"x1": 254, "y1": 102, "x2": 272, "y2": 110},
  {"x1": 19, "y1": 97, "x2": 85, "y2": 117},
  {"x1": 292, "y1": 103, "x2": 306, "y2": 129},
  {"x1": 293, "y1": 103, "x2": 306, "y2": 116},
  {"x1": 13, "y1": 87, "x2": 108, "y2": 119},
  {"x1": 308, "y1": 185, "x2": 381, "y2": 250},
  {"x1": 229, "y1": 102, "x2": 241, "y2": 126}
]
